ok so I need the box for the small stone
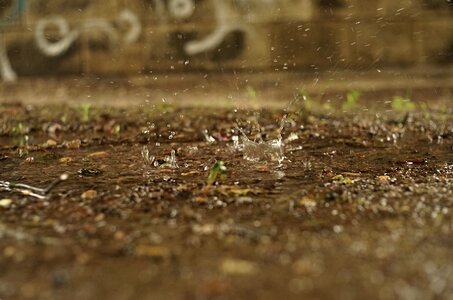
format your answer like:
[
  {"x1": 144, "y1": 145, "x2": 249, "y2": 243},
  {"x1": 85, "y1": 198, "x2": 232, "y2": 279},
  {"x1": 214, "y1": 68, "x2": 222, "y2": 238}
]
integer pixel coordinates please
[
  {"x1": 114, "y1": 231, "x2": 125, "y2": 240},
  {"x1": 193, "y1": 196, "x2": 208, "y2": 204},
  {"x1": 78, "y1": 168, "x2": 103, "y2": 177},
  {"x1": 192, "y1": 224, "x2": 215, "y2": 235},
  {"x1": 94, "y1": 213, "x2": 105, "y2": 222},
  {"x1": 299, "y1": 197, "x2": 317, "y2": 208},
  {"x1": 88, "y1": 151, "x2": 109, "y2": 158},
  {"x1": 81, "y1": 190, "x2": 97, "y2": 199},
  {"x1": 63, "y1": 139, "x2": 81, "y2": 149},
  {"x1": 43, "y1": 139, "x2": 57, "y2": 148},
  {"x1": 377, "y1": 175, "x2": 392, "y2": 184},
  {"x1": 59, "y1": 157, "x2": 72, "y2": 164},
  {"x1": 0, "y1": 199, "x2": 13, "y2": 208}
]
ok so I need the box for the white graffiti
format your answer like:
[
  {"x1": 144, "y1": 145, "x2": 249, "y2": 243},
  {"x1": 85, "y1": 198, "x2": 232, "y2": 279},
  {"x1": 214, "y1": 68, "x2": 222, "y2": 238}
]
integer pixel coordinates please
[
  {"x1": 151, "y1": 0, "x2": 195, "y2": 22},
  {"x1": 0, "y1": 39, "x2": 17, "y2": 82},
  {"x1": 34, "y1": 9, "x2": 141, "y2": 57},
  {"x1": 184, "y1": 0, "x2": 247, "y2": 55},
  {"x1": 149, "y1": 0, "x2": 254, "y2": 56},
  {"x1": 0, "y1": 0, "x2": 313, "y2": 81},
  {"x1": 168, "y1": 0, "x2": 195, "y2": 19}
]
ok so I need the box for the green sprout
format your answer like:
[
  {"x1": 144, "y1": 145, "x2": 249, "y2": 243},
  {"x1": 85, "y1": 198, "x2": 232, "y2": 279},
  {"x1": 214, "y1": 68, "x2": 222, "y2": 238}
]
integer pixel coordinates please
[
  {"x1": 11, "y1": 122, "x2": 29, "y2": 155},
  {"x1": 12, "y1": 122, "x2": 26, "y2": 136},
  {"x1": 342, "y1": 90, "x2": 361, "y2": 111},
  {"x1": 246, "y1": 85, "x2": 257, "y2": 99},
  {"x1": 391, "y1": 96, "x2": 415, "y2": 113},
  {"x1": 206, "y1": 161, "x2": 227, "y2": 187},
  {"x1": 80, "y1": 103, "x2": 92, "y2": 123}
]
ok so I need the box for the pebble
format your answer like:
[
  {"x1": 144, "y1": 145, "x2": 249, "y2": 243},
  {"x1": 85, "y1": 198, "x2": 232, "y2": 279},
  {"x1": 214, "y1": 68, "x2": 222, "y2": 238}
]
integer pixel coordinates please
[
  {"x1": 43, "y1": 139, "x2": 57, "y2": 148},
  {"x1": 81, "y1": 190, "x2": 97, "y2": 200},
  {"x1": 377, "y1": 175, "x2": 392, "y2": 184},
  {"x1": 59, "y1": 157, "x2": 73, "y2": 163},
  {"x1": 63, "y1": 139, "x2": 81, "y2": 149},
  {"x1": 88, "y1": 151, "x2": 109, "y2": 158},
  {"x1": 0, "y1": 199, "x2": 13, "y2": 208}
]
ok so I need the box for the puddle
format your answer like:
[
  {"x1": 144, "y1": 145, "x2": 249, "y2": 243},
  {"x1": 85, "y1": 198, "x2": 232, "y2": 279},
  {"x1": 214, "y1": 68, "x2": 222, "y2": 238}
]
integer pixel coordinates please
[{"x1": 0, "y1": 102, "x2": 452, "y2": 300}]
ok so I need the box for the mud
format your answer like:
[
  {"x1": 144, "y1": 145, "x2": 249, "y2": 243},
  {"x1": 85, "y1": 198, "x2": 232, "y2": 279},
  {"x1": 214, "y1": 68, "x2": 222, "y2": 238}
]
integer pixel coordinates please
[{"x1": 0, "y1": 89, "x2": 453, "y2": 300}]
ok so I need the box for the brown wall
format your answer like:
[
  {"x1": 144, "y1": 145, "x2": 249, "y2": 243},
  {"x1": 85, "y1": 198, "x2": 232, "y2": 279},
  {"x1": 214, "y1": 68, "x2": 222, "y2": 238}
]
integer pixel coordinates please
[{"x1": 1, "y1": 0, "x2": 453, "y2": 79}]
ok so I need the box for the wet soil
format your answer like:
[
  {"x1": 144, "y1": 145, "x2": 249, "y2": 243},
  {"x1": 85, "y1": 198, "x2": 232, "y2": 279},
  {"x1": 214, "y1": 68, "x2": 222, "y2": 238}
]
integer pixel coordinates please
[{"x1": 1, "y1": 92, "x2": 453, "y2": 300}]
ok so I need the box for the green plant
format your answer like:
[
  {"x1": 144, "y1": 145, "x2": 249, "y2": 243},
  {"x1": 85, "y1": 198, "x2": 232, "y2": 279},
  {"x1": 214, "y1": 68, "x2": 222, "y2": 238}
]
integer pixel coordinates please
[
  {"x1": 391, "y1": 96, "x2": 415, "y2": 113},
  {"x1": 206, "y1": 161, "x2": 227, "y2": 187},
  {"x1": 80, "y1": 103, "x2": 92, "y2": 123},
  {"x1": 246, "y1": 85, "x2": 257, "y2": 99},
  {"x1": 342, "y1": 90, "x2": 361, "y2": 111},
  {"x1": 12, "y1": 122, "x2": 26, "y2": 136}
]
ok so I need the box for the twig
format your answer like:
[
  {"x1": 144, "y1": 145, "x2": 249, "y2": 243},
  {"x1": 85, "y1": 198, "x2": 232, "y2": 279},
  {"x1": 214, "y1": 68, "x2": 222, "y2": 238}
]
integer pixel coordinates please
[{"x1": 0, "y1": 173, "x2": 69, "y2": 199}]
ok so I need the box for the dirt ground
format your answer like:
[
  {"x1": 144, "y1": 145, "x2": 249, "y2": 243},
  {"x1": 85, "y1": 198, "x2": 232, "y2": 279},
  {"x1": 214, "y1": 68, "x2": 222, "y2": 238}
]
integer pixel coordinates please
[{"x1": 1, "y1": 71, "x2": 453, "y2": 300}]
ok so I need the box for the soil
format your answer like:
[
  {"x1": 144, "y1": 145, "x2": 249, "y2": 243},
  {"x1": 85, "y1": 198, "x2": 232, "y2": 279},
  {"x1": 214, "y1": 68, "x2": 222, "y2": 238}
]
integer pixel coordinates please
[{"x1": 1, "y1": 75, "x2": 453, "y2": 300}]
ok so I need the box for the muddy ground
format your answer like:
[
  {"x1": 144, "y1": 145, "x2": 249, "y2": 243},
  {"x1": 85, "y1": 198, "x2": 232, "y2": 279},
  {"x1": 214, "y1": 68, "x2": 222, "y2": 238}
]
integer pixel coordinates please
[{"x1": 1, "y1": 75, "x2": 453, "y2": 300}]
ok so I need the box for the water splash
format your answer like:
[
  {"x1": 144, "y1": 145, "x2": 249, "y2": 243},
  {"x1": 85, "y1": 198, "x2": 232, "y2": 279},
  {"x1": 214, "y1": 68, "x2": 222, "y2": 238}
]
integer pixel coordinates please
[
  {"x1": 203, "y1": 129, "x2": 216, "y2": 143},
  {"x1": 141, "y1": 147, "x2": 178, "y2": 169},
  {"x1": 238, "y1": 128, "x2": 285, "y2": 164},
  {"x1": 234, "y1": 97, "x2": 300, "y2": 164},
  {"x1": 164, "y1": 149, "x2": 179, "y2": 169},
  {"x1": 141, "y1": 146, "x2": 155, "y2": 165}
]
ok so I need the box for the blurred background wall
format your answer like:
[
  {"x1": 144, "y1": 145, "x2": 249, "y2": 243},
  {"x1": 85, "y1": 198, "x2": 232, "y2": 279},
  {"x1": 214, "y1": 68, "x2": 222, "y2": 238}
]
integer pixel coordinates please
[{"x1": 1, "y1": 0, "x2": 452, "y2": 80}]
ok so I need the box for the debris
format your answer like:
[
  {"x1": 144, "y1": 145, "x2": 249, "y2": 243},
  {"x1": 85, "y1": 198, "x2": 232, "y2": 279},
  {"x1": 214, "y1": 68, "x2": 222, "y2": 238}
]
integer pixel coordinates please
[
  {"x1": 193, "y1": 196, "x2": 208, "y2": 204},
  {"x1": 59, "y1": 157, "x2": 72, "y2": 164},
  {"x1": 377, "y1": 175, "x2": 392, "y2": 184},
  {"x1": 299, "y1": 197, "x2": 317, "y2": 209},
  {"x1": 284, "y1": 132, "x2": 299, "y2": 143},
  {"x1": 332, "y1": 175, "x2": 353, "y2": 185},
  {"x1": 88, "y1": 151, "x2": 109, "y2": 158},
  {"x1": 63, "y1": 139, "x2": 82, "y2": 149},
  {"x1": 42, "y1": 139, "x2": 57, "y2": 148},
  {"x1": 181, "y1": 171, "x2": 200, "y2": 176},
  {"x1": 0, "y1": 174, "x2": 69, "y2": 199},
  {"x1": 81, "y1": 190, "x2": 97, "y2": 200},
  {"x1": 192, "y1": 224, "x2": 215, "y2": 235},
  {"x1": 78, "y1": 168, "x2": 103, "y2": 177}
]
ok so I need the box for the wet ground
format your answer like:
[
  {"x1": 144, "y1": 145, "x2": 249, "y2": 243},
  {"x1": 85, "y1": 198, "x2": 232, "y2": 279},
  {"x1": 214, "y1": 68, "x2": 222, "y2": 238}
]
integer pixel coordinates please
[{"x1": 1, "y1": 73, "x2": 453, "y2": 300}]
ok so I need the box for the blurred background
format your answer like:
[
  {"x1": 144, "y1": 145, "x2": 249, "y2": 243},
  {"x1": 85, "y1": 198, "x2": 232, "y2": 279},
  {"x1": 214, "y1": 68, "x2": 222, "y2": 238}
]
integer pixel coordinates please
[{"x1": 1, "y1": 0, "x2": 452, "y2": 80}]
